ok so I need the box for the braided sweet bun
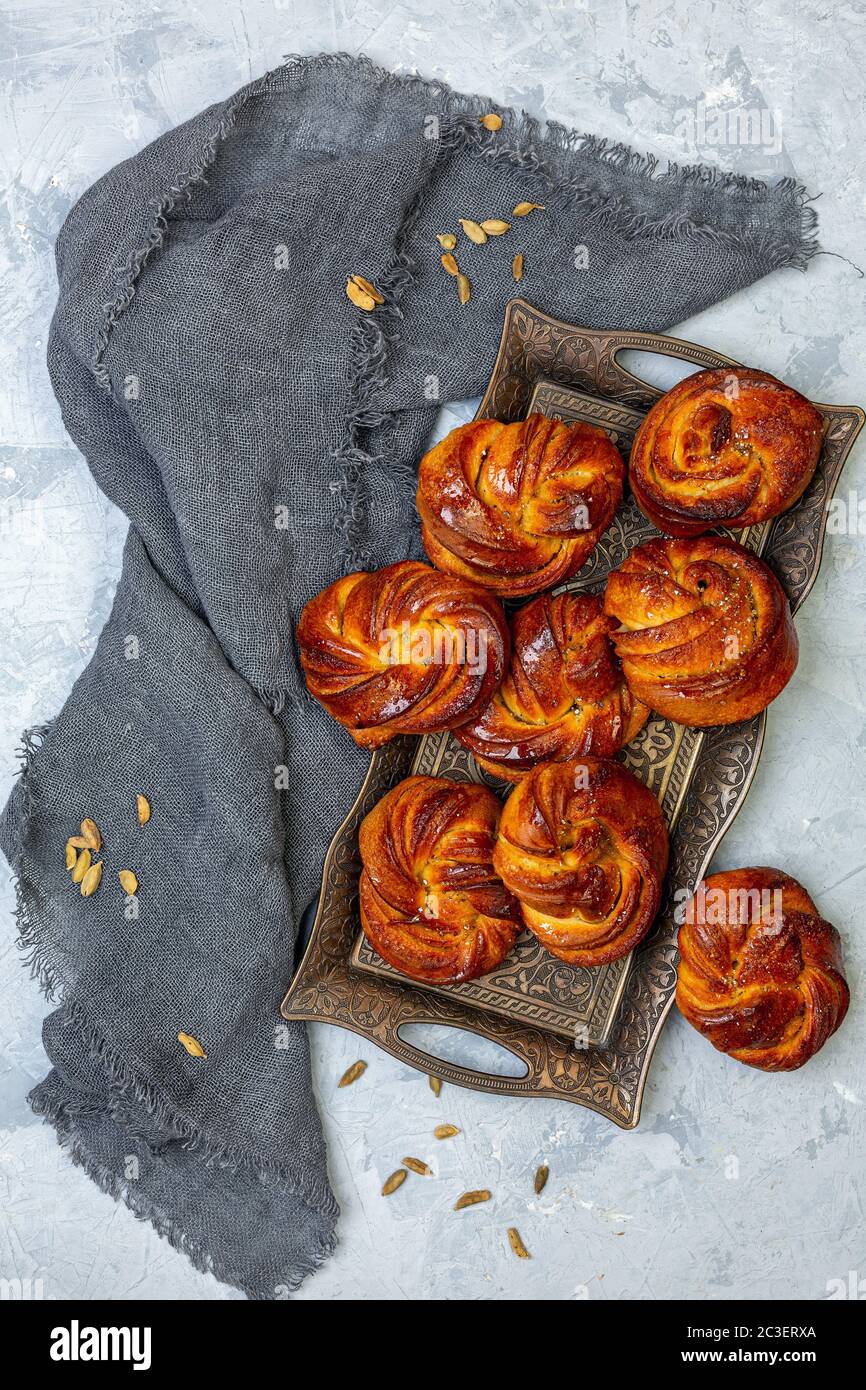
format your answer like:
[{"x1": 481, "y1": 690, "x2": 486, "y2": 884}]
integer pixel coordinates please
[
  {"x1": 630, "y1": 367, "x2": 823, "y2": 536},
  {"x1": 493, "y1": 757, "x2": 669, "y2": 967},
  {"x1": 297, "y1": 561, "x2": 509, "y2": 748},
  {"x1": 358, "y1": 775, "x2": 521, "y2": 984},
  {"x1": 677, "y1": 868, "x2": 849, "y2": 1071},
  {"x1": 417, "y1": 414, "x2": 625, "y2": 597},
  {"x1": 454, "y1": 592, "x2": 649, "y2": 780},
  {"x1": 603, "y1": 537, "x2": 798, "y2": 726}
]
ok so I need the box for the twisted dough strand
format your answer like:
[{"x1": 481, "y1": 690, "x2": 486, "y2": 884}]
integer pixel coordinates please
[
  {"x1": 455, "y1": 591, "x2": 649, "y2": 779},
  {"x1": 298, "y1": 561, "x2": 509, "y2": 747},
  {"x1": 630, "y1": 366, "x2": 823, "y2": 536},
  {"x1": 603, "y1": 536, "x2": 798, "y2": 726},
  {"x1": 677, "y1": 868, "x2": 849, "y2": 1070},
  {"x1": 359, "y1": 775, "x2": 521, "y2": 984},
  {"x1": 493, "y1": 756, "x2": 669, "y2": 967},
  {"x1": 417, "y1": 414, "x2": 625, "y2": 597}
]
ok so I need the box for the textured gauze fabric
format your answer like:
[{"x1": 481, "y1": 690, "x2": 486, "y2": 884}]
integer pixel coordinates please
[{"x1": 1, "y1": 52, "x2": 820, "y2": 1297}]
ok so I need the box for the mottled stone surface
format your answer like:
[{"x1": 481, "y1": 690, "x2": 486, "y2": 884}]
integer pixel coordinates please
[{"x1": 1, "y1": 0, "x2": 864, "y2": 1301}]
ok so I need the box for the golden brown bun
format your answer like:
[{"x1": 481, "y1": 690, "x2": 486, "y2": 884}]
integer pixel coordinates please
[
  {"x1": 358, "y1": 775, "x2": 521, "y2": 984},
  {"x1": 493, "y1": 757, "x2": 669, "y2": 967},
  {"x1": 297, "y1": 561, "x2": 509, "y2": 748},
  {"x1": 417, "y1": 414, "x2": 624, "y2": 597},
  {"x1": 630, "y1": 367, "x2": 823, "y2": 536},
  {"x1": 677, "y1": 868, "x2": 849, "y2": 1071},
  {"x1": 603, "y1": 536, "x2": 798, "y2": 726},
  {"x1": 454, "y1": 591, "x2": 649, "y2": 780}
]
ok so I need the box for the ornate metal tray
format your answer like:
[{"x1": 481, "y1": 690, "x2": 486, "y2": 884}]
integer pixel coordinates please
[{"x1": 282, "y1": 301, "x2": 864, "y2": 1128}]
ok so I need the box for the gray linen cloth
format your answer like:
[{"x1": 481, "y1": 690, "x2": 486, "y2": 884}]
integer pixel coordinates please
[{"x1": 1, "y1": 52, "x2": 818, "y2": 1298}]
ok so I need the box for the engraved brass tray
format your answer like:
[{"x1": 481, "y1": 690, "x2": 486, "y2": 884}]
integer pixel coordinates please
[{"x1": 282, "y1": 301, "x2": 864, "y2": 1128}]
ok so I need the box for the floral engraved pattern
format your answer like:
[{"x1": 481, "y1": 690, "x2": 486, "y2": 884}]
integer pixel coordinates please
[{"x1": 282, "y1": 301, "x2": 864, "y2": 1129}]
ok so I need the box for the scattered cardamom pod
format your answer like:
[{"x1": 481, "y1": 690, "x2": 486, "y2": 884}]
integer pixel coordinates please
[
  {"x1": 346, "y1": 278, "x2": 376, "y2": 311},
  {"x1": 71, "y1": 847, "x2": 91, "y2": 885},
  {"x1": 178, "y1": 1032, "x2": 207, "y2": 1058},
  {"x1": 534, "y1": 1163, "x2": 549, "y2": 1195},
  {"x1": 80, "y1": 860, "x2": 103, "y2": 897},
  {"x1": 454, "y1": 1189, "x2": 491, "y2": 1210},
  {"x1": 456, "y1": 274, "x2": 471, "y2": 305},
  {"x1": 382, "y1": 1169, "x2": 407, "y2": 1196},
  {"x1": 338, "y1": 1060, "x2": 367, "y2": 1088},
  {"x1": 65, "y1": 842, "x2": 77, "y2": 871},
  {"x1": 136, "y1": 795, "x2": 151, "y2": 826},
  {"x1": 351, "y1": 274, "x2": 384, "y2": 304},
  {"x1": 436, "y1": 233, "x2": 457, "y2": 250},
  {"x1": 79, "y1": 818, "x2": 102, "y2": 851},
  {"x1": 428, "y1": 1074, "x2": 442, "y2": 1097},
  {"x1": 479, "y1": 113, "x2": 503, "y2": 132},
  {"x1": 118, "y1": 869, "x2": 139, "y2": 895},
  {"x1": 434, "y1": 1123, "x2": 460, "y2": 1140},
  {"x1": 459, "y1": 218, "x2": 487, "y2": 245},
  {"x1": 507, "y1": 1226, "x2": 531, "y2": 1258},
  {"x1": 512, "y1": 201, "x2": 545, "y2": 216},
  {"x1": 441, "y1": 252, "x2": 459, "y2": 276},
  {"x1": 480, "y1": 218, "x2": 510, "y2": 235},
  {"x1": 403, "y1": 1157, "x2": 432, "y2": 1176},
  {"x1": 512, "y1": 252, "x2": 524, "y2": 281}
]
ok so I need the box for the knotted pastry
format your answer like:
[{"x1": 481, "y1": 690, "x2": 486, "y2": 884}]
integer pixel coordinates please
[
  {"x1": 417, "y1": 414, "x2": 625, "y2": 597},
  {"x1": 603, "y1": 536, "x2": 798, "y2": 726},
  {"x1": 454, "y1": 592, "x2": 649, "y2": 780},
  {"x1": 359, "y1": 775, "x2": 521, "y2": 984},
  {"x1": 297, "y1": 561, "x2": 509, "y2": 747},
  {"x1": 677, "y1": 868, "x2": 849, "y2": 1071},
  {"x1": 493, "y1": 757, "x2": 669, "y2": 967},
  {"x1": 630, "y1": 367, "x2": 823, "y2": 536}
]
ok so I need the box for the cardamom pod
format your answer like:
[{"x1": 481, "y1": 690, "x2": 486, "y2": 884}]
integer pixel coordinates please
[
  {"x1": 441, "y1": 252, "x2": 459, "y2": 276},
  {"x1": 346, "y1": 277, "x2": 377, "y2": 311},
  {"x1": 459, "y1": 218, "x2": 487, "y2": 245},
  {"x1": 65, "y1": 842, "x2": 77, "y2": 871},
  {"x1": 351, "y1": 274, "x2": 384, "y2": 304},
  {"x1": 80, "y1": 860, "x2": 103, "y2": 897},
  {"x1": 71, "y1": 847, "x2": 91, "y2": 884},
  {"x1": 454, "y1": 1189, "x2": 491, "y2": 1210},
  {"x1": 338, "y1": 1060, "x2": 367, "y2": 1088},
  {"x1": 434, "y1": 1123, "x2": 460, "y2": 1140},
  {"x1": 428, "y1": 1074, "x2": 442, "y2": 1097},
  {"x1": 456, "y1": 274, "x2": 471, "y2": 305},
  {"x1": 178, "y1": 1031, "x2": 207, "y2": 1058},
  {"x1": 508, "y1": 1226, "x2": 531, "y2": 1258},
  {"x1": 118, "y1": 869, "x2": 139, "y2": 895},
  {"x1": 512, "y1": 253, "x2": 524, "y2": 281},
  {"x1": 136, "y1": 794, "x2": 151, "y2": 826},
  {"x1": 79, "y1": 818, "x2": 102, "y2": 851},
  {"x1": 403, "y1": 1157, "x2": 432, "y2": 1176},
  {"x1": 479, "y1": 113, "x2": 503, "y2": 131},
  {"x1": 480, "y1": 219, "x2": 510, "y2": 235},
  {"x1": 534, "y1": 1164, "x2": 549, "y2": 1195},
  {"x1": 436, "y1": 233, "x2": 457, "y2": 250},
  {"x1": 382, "y1": 1169, "x2": 407, "y2": 1196},
  {"x1": 512, "y1": 202, "x2": 545, "y2": 216}
]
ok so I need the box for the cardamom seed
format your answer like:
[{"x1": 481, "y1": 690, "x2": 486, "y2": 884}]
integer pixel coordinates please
[
  {"x1": 71, "y1": 847, "x2": 91, "y2": 884},
  {"x1": 80, "y1": 860, "x2": 103, "y2": 897},
  {"x1": 346, "y1": 277, "x2": 377, "y2": 311},
  {"x1": 479, "y1": 113, "x2": 503, "y2": 132},
  {"x1": 459, "y1": 218, "x2": 487, "y2": 245},
  {"x1": 512, "y1": 202, "x2": 545, "y2": 216},
  {"x1": 351, "y1": 274, "x2": 384, "y2": 304},
  {"x1": 534, "y1": 1163, "x2": 549, "y2": 1195},
  {"x1": 454, "y1": 1189, "x2": 491, "y2": 1210},
  {"x1": 338, "y1": 1060, "x2": 367, "y2": 1088},
  {"x1": 508, "y1": 1226, "x2": 531, "y2": 1258}
]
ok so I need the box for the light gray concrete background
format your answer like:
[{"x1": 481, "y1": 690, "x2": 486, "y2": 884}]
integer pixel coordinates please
[{"x1": 1, "y1": 0, "x2": 865, "y2": 1302}]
